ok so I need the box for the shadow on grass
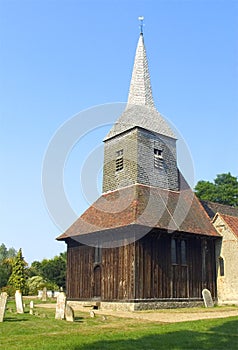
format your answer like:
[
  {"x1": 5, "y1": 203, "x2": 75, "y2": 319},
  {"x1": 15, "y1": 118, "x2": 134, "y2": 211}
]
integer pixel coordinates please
[
  {"x1": 72, "y1": 319, "x2": 238, "y2": 350},
  {"x1": 3, "y1": 317, "x2": 27, "y2": 322}
]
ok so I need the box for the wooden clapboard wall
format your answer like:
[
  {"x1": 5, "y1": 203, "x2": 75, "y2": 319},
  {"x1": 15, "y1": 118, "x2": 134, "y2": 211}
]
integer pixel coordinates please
[{"x1": 66, "y1": 230, "x2": 217, "y2": 301}]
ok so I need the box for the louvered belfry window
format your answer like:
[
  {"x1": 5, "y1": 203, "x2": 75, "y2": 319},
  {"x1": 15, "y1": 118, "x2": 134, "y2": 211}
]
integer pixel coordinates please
[
  {"x1": 116, "y1": 149, "x2": 123, "y2": 172},
  {"x1": 154, "y1": 148, "x2": 163, "y2": 169}
]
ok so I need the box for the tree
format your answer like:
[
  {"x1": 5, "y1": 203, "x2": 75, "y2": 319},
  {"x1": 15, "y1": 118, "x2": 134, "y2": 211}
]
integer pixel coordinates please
[
  {"x1": 195, "y1": 172, "x2": 238, "y2": 206},
  {"x1": 8, "y1": 248, "x2": 28, "y2": 294},
  {"x1": 0, "y1": 244, "x2": 7, "y2": 261},
  {"x1": 27, "y1": 252, "x2": 66, "y2": 290},
  {"x1": 27, "y1": 275, "x2": 58, "y2": 295},
  {"x1": 0, "y1": 244, "x2": 17, "y2": 289},
  {"x1": 0, "y1": 260, "x2": 12, "y2": 288},
  {"x1": 0, "y1": 244, "x2": 17, "y2": 261},
  {"x1": 40, "y1": 252, "x2": 66, "y2": 289}
]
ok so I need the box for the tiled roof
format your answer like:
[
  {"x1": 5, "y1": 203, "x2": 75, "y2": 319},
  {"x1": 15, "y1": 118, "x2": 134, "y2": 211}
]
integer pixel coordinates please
[
  {"x1": 57, "y1": 184, "x2": 219, "y2": 241},
  {"x1": 105, "y1": 34, "x2": 176, "y2": 141},
  {"x1": 218, "y1": 213, "x2": 238, "y2": 239},
  {"x1": 105, "y1": 105, "x2": 176, "y2": 141},
  {"x1": 200, "y1": 200, "x2": 238, "y2": 219}
]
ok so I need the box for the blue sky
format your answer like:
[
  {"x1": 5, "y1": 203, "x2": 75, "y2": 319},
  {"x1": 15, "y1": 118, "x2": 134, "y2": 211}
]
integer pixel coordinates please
[{"x1": 1, "y1": 0, "x2": 237, "y2": 263}]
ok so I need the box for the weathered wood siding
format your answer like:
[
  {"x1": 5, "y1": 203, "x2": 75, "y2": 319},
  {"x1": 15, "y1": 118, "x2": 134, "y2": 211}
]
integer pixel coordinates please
[
  {"x1": 66, "y1": 231, "x2": 217, "y2": 301},
  {"x1": 135, "y1": 231, "x2": 217, "y2": 299},
  {"x1": 66, "y1": 240, "x2": 94, "y2": 299},
  {"x1": 66, "y1": 238, "x2": 135, "y2": 300}
]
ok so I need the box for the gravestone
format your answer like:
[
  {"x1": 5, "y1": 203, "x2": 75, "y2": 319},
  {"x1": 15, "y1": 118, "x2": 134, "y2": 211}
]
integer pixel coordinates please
[
  {"x1": 38, "y1": 290, "x2": 43, "y2": 299},
  {"x1": 29, "y1": 300, "x2": 34, "y2": 315},
  {"x1": 202, "y1": 288, "x2": 214, "y2": 308},
  {"x1": 47, "y1": 290, "x2": 52, "y2": 298},
  {"x1": 15, "y1": 290, "x2": 24, "y2": 314},
  {"x1": 90, "y1": 310, "x2": 95, "y2": 318},
  {"x1": 54, "y1": 291, "x2": 59, "y2": 298},
  {"x1": 42, "y1": 287, "x2": 47, "y2": 301},
  {"x1": 55, "y1": 291, "x2": 66, "y2": 320},
  {"x1": 65, "y1": 304, "x2": 74, "y2": 322},
  {"x1": 0, "y1": 292, "x2": 8, "y2": 322}
]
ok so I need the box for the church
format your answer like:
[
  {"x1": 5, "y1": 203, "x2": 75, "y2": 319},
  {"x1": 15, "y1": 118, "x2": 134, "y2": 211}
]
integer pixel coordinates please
[{"x1": 57, "y1": 30, "x2": 237, "y2": 310}]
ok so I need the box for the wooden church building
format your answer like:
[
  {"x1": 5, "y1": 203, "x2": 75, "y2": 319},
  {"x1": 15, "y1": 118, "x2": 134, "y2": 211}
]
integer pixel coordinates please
[{"x1": 57, "y1": 32, "x2": 221, "y2": 310}]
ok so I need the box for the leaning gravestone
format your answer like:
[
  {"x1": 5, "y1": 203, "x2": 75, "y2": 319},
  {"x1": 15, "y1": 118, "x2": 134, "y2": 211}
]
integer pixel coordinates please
[
  {"x1": 55, "y1": 291, "x2": 66, "y2": 320},
  {"x1": 90, "y1": 310, "x2": 95, "y2": 318},
  {"x1": 15, "y1": 290, "x2": 24, "y2": 314},
  {"x1": 202, "y1": 288, "x2": 214, "y2": 308},
  {"x1": 42, "y1": 287, "x2": 47, "y2": 302},
  {"x1": 65, "y1": 304, "x2": 74, "y2": 322},
  {"x1": 0, "y1": 292, "x2": 8, "y2": 322}
]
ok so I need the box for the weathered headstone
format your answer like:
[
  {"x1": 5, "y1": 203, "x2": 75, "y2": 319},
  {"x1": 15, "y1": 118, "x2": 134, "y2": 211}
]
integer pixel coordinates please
[
  {"x1": 29, "y1": 300, "x2": 34, "y2": 315},
  {"x1": 65, "y1": 304, "x2": 74, "y2": 322},
  {"x1": 202, "y1": 288, "x2": 214, "y2": 308},
  {"x1": 54, "y1": 291, "x2": 59, "y2": 298},
  {"x1": 0, "y1": 292, "x2": 8, "y2": 322},
  {"x1": 90, "y1": 310, "x2": 95, "y2": 318},
  {"x1": 55, "y1": 291, "x2": 66, "y2": 320},
  {"x1": 47, "y1": 290, "x2": 52, "y2": 298},
  {"x1": 42, "y1": 287, "x2": 47, "y2": 301},
  {"x1": 38, "y1": 290, "x2": 43, "y2": 299},
  {"x1": 15, "y1": 290, "x2": 24, "y2": 314}
]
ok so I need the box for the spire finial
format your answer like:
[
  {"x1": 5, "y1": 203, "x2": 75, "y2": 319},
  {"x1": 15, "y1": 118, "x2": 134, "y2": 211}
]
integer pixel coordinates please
[{"x1": 138, "y1": 16, "x2": 144, "y2": 35}]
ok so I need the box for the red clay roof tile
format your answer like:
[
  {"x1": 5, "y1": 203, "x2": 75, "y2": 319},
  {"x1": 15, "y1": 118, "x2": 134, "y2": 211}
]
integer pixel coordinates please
[{"x1": 57, "y1": 184, "x2": 219, "y2": 241}]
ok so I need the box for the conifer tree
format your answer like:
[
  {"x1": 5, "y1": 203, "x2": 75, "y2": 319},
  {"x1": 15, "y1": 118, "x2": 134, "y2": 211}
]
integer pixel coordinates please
[{"x1": 8, "y1": 248, "x2": 28, "y2": 294}]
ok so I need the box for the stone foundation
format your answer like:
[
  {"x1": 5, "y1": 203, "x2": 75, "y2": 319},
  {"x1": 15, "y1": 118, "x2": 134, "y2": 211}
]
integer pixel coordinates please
[
  {"x1": 67, "y1": 299, "x2": 204, "y2": 312},
  {"x1": 217, "y1": 300, "x2": 238, "y2": 306}
]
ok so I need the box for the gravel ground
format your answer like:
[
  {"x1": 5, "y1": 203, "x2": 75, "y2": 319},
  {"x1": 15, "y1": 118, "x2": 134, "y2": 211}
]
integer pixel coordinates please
[{"x1": 36, "y1": 303, "x2": 238, "y2": 323}]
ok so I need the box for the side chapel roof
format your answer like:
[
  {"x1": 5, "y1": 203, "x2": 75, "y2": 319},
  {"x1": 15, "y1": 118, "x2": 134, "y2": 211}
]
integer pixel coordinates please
[
  {"x1": 213, "y1": 213, "x2": 238, "y2": 239},
  {"x1": 201, "y1": 200, "x2": 238, "y2": 219}
]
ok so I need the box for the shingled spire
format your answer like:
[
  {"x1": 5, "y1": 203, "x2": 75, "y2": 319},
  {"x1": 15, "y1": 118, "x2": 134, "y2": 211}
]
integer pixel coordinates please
[
  {"x1": 105, "y1": 32, "x2": 176, "y2": 141},
  {"x1": 127, "y1": 33, "x2": 155, "y2": 108}
]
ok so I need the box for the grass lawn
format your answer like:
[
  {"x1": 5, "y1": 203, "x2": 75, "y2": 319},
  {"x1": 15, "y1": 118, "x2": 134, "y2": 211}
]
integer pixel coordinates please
[{"x1": 0, "y1": 301, "x2": 237, "y2": 350}]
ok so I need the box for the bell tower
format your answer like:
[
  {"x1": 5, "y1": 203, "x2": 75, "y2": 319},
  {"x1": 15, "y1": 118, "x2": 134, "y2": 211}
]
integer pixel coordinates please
[{"x1": 102, "y1": 31, "x2": 179, "y2": 193}]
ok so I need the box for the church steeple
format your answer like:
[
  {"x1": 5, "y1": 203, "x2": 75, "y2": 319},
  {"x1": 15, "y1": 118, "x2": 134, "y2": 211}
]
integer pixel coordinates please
[
  {"x1": 103, "y1": 29, "x2": 179, "y2": 193},
  {"x1": 105, "y1": 31, "x2": 176, "y2": 141},
  {"x1": 127, "y1": 33, "x2": 155, "y2": 108}
]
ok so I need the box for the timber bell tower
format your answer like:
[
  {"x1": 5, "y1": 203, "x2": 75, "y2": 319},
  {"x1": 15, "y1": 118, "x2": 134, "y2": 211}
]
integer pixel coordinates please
[{"x1": 102, "y1": 31, "x2": 179, "y2": 193}]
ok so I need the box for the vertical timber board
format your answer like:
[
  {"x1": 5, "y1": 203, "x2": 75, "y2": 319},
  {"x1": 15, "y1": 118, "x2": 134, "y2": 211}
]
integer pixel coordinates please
[
  {"x1": 99, "y1": 242, "x2": 135, "y2": 301},
  {"x1": 206, "y1": 239, "x2": 217, "y2": 298},
  {"x1": 188, "y1": 238, "x2": 202, "y2": 298},
  {"x1": 67, "y1": 243, "x2": 95, "y2": 299}
]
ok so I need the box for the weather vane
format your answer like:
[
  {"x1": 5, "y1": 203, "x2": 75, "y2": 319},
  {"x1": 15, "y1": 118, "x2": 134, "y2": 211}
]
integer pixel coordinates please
[{"x1": 138, "y1": 16, "x2": 144, "y2": 34}]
